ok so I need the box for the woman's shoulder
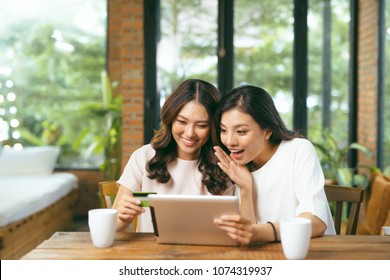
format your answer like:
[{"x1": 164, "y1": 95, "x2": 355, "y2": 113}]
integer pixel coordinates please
[
  {"x1": 131, "y1": 144, "x2": 156, "y2": 160},
  {"x1": 282, "y1": 138, "x2": 316, "y2": 160},
  {"x1": 280, "y1": 138, "x2": 316, "y2": 157},
  {"x1": 283, "y1": 137, "x2": 313, "y2": 149}
]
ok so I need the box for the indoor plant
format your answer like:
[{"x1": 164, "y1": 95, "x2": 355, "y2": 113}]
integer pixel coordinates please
[
  {"x1": 312, "y1": 130, "x2": 377, "y2": 189},
  {"x1": 75, "y1": 71, "x2": 122, "y2": 180}
]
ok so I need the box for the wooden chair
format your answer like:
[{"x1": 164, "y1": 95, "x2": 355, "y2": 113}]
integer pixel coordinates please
[
  {"x1": 98, "y1": 180, "x2": 137, "y2": 231},
  {"x1": 325, "y1": 184, "x2": 365, "y2": 235},
  {"x1": 98, "y1": 181, "x2": 119, "y2": 208}
]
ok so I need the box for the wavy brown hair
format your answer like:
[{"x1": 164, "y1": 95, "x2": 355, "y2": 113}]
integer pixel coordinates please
[{"x1": 146, "y1": 79, "x2": 230, "y2": 195}]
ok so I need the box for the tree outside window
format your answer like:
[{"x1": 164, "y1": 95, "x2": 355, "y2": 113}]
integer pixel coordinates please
[{"x1": 0, "y1": 0, "x2": 107, "y2": 168}]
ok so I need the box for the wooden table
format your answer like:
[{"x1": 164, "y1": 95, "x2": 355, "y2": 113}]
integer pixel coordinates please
[{"x1": 21, "y1": 232, "x2": 390, "y2": 260}]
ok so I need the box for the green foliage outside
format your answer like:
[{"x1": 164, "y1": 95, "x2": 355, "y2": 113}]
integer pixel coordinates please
[
  {"x1": 75, "y1": 71, "x2": 122, "y2": 180},
  {"x1": 158, "y1": 0, "x2": 354, "y2": 145},
  {"x1": 0, "y1": 1, "x2": 108, "y2": 170},
  {"x1": 159, "y1": 0, "x2": 389, "y2": 178}
]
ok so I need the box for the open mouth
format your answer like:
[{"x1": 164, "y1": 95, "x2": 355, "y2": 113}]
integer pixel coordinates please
[{"x1": 230, "y1": 149, "x2": 244, "y2": 159}]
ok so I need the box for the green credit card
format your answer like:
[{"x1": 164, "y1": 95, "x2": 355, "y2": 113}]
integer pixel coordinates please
[{"x1": 133, "y1": 192, "x2": 157, "y2": 207}]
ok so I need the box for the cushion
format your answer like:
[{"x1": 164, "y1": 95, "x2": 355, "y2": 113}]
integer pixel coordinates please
[
  {"x1": 362, "y1": 174, "x2": 390, "y2": 235},
  {"x1": 0, "y1": 146, "x2": 60, "y2": 175}
]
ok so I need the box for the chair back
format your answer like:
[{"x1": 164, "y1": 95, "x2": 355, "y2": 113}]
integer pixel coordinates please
[
  {"x1": 98, "y1": 181, "x2": 119, "y2": 208},
  {"x1": 98, "y1": 180, "x2": 137, "y2": 232},
  {"x1": 325, "y1": 184, "x2": 365, "y2": 235}
]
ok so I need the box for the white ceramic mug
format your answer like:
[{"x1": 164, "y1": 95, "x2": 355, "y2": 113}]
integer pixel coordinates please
[
  {"x1": 280, "y1": 217, "x2": 312, "y2": 260},
  {"x1": 88, "y1": 208, "x2": 118, "y2": 248}
]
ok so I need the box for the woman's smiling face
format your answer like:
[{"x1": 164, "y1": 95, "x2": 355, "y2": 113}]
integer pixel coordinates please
[
  {"x1": 172, "y1": 101, "x2": 211, "y2": 160},
  {"x1": 219, "y1": 108, "x2": 271, "y2": 167}
]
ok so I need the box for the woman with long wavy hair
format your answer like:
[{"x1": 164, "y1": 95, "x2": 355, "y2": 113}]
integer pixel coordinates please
[{"x1": 113, "y1": 79, "x2": 234, "y2": 232}]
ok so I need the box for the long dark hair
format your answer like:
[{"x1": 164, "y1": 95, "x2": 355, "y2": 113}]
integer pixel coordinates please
[
  {"x1": 146, "y1": 79, "x2": 230, "y2": 195},
  {"x1": 215, "y1": 85, "x2": 303, "y2": 155}
]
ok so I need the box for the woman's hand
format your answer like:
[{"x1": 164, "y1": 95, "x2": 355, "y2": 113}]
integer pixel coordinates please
[
  {"x1": 112, "y1": 185, "x2": 144, "y2": 231},
  {"x1": 213, "y1": 146, "x2": 253, "y2": 193},
  {"x1": 116, "y1": 194, "x2": 144, "y2": 224},
  {"x1": 214, "y1": 214, "x2": 254, "y2": 245},
  {"x1": 214, "y1": 146, "x2": 257, "y2": 222}
]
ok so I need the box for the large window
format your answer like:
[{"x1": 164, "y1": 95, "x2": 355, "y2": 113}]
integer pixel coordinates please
[
  {"x1": 234, "y1": 0, "x2": 294, "y2": 125},
  {"x1": 154, "y1": 0, "x2": 384, "y2": 177},
  {"x1": 0, "y1": 0, "x2": 106, "y2": 168},
  {"x1": 158, "y1": 0, "x2": 218, "y2": 105},
  {"x1": 158, "y1": 0, "x2": 294, "y2": 124},
  {"x1": 157, "y1": 0, "x2": 350, "y2": 138}
]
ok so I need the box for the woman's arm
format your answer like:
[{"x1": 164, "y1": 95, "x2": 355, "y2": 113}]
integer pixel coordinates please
[
  {"x1": 298, "y1": 212, "x2": 327, "y2": 237},
  {"x1": 214, "y1": 212, "x2": 327, "y2": 245},
  {"x1": 112, "y1": 184, "x2": 145, "y2": 232}
]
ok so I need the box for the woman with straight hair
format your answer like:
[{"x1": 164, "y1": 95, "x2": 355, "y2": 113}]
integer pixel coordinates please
[{"x1": 213, "y1": 85, "x2": 335, "y2": 245}]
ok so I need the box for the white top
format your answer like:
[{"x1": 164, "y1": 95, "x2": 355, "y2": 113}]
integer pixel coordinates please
[
  {"x1": 250, "y1": 138, "x2": 336, "y2": 235},
  {"x1": 117, "y1": 144, "x2": 236, "y2": 232}
]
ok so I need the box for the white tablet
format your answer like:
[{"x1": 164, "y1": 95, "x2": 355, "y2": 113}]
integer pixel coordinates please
[{"x1": 148, "y1": 194, "x2": 240, "y2": 246}]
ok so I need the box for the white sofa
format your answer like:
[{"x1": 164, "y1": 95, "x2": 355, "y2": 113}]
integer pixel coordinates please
[{"x1": 0, "y1": 146, "x2": 78, "y2": 259}]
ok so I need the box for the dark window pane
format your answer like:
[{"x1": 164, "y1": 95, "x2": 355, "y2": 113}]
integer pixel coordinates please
[{"x1": 307, "y1": 0, "x2": 350, "y2": 146}]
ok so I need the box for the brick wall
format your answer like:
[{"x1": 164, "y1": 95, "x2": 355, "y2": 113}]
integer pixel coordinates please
[
  {"x1": 108, "y1": 0, "x2": 145, "y2": 170},
  {"x1": 358, "y1": 0, "x2": 378, "y2": 166},
  {"x1": 66, "y1": 1, "x2": 146, "y2": 217}
]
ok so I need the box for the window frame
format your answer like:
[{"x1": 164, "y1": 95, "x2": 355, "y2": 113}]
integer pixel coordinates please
[{"x1": 143, "y1": 0, "x2": 385, "y2": 170}]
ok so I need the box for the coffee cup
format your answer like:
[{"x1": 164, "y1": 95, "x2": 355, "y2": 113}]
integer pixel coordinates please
[
  {"x1": 280, "y1": 217, "x2": 312, "y2": 260},
  {"x1": 88, "y1": 208, "x2": 118, "y2": 248}
]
